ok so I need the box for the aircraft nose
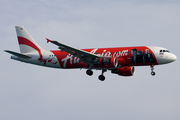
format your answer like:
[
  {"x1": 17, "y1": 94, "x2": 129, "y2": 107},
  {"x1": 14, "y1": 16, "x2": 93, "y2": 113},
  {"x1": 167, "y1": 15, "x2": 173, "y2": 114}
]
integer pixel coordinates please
[{"x1": 171, "y1": 54, "x2": 177, "y2": 62}]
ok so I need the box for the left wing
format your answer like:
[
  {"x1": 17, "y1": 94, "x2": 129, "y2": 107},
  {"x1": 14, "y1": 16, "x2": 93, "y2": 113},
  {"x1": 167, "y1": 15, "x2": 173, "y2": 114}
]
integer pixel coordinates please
[{"x1": 46, "y1": 38, "x2": 99, "y2": 65}]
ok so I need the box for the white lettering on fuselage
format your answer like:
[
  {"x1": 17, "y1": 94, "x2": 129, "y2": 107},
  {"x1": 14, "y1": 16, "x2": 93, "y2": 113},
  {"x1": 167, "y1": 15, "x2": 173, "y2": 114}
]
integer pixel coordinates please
[{"x1": 61, "y1": 49, "x2": 128, "y2": 68}]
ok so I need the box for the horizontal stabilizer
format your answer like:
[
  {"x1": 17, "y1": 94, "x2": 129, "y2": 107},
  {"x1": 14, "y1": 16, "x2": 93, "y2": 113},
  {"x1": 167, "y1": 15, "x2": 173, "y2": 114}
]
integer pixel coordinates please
[{"x1": 4, "y1": 50, "x2": 31, "y2": 58}]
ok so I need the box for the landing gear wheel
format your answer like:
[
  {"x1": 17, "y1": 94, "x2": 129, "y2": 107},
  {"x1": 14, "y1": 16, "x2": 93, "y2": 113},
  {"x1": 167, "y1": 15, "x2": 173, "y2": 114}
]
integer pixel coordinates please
[
  {"x1": 150, "y1": 65, "x2": 156, "y2": 76},
  {"x1": 151, "y1": 72, "x2": 155, "y2": 76},
  {"x1": 86, "y1": 69, "x2": 93, "y2": 76},
  {"x1": 98, "y1": 75, "x2": 105, "y2": 81}
]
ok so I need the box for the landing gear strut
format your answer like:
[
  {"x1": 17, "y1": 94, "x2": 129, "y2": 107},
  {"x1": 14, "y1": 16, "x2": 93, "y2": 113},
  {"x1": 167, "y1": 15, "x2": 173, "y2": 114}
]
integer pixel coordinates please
[
  {"x1": 98, "y1": 69, "x2": 107, "y2": 81},
  {"x1": 150, "y1": 65, "x2": 155, "y2": 76},
  {"x1": 86, "y1": 64, "x2": 93, "y2": 76}
]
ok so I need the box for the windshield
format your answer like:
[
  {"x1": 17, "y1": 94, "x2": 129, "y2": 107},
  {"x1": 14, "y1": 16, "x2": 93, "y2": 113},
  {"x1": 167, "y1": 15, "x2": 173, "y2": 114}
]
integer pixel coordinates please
[{"x1": 159, "y1": 50, "x2": 170, "y2": 53}]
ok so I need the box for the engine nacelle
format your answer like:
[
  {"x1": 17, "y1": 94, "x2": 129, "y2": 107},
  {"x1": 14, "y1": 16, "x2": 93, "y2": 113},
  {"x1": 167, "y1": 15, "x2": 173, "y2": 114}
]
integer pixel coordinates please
[
  {"x1": 111, "y1": 66, "x2": 135, "y2": 76},
  {"x1": 97, "y1": 57, "x2": 118, "y2": 68},
  {"x1": 117, "y1": 57, "x2": 127, "y2": 66}
]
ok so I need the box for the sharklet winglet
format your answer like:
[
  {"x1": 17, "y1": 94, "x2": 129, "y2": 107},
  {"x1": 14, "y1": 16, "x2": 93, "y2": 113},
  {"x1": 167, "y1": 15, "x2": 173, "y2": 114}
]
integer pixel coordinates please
[{"x1": 46, "y1": 38, "x2": 51, "y2": 43}]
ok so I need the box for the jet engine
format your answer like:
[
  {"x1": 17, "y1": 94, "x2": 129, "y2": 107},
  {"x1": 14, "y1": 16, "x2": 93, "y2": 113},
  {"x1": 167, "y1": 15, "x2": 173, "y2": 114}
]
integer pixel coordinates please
[
  {"x1": 96, "y1": 57, "x2": 118, "y2": 68},
  {"x1": 111, "y1": 66, "x2": 135, "y2": 76},
  {"x1": 117, "y1": 57, "x2": 127, "y2": 66}
]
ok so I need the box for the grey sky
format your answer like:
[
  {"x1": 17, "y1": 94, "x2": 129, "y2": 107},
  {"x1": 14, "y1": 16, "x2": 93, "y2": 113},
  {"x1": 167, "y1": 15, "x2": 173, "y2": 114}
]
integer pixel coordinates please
[{"x1": 1, "y1": 0, "x2": 180, "y2": 120}]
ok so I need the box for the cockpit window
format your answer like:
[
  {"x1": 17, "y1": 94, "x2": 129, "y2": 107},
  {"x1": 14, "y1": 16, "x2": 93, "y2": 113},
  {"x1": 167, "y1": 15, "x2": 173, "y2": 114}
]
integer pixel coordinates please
[{"x1": 160, "y1": 50, "x2": 170, "y2": 53}]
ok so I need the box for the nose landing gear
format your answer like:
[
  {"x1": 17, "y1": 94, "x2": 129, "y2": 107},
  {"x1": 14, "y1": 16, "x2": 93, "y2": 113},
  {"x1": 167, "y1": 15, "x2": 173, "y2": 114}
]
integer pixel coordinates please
[
  {"x1": 151, "y1": 71, "x2": 155, "y2": 76},
  {"x1": 150, "y1": 65, "x2": 155, "y2": 76}
]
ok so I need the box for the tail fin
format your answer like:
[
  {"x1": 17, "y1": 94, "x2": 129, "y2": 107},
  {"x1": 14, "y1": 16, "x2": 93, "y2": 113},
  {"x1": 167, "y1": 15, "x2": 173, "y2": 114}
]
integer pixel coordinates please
[{"x1": 15, "y1": 26, "x2": 44, "y2": 53}]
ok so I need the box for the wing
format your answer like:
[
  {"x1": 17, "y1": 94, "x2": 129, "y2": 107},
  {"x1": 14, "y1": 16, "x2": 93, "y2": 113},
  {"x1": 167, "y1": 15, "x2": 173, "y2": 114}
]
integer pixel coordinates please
[{"x1": 47, "y1": 38, "x2": 99, "y2": 65}]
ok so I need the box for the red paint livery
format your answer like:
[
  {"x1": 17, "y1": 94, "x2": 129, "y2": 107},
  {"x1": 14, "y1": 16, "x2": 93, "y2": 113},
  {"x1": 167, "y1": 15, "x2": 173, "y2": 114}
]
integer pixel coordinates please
[
  {"x1": 51, "y1": 46, "x2": 158, "y2": 69},
  {"x1": 5, "y1": 26, "x2": 177, "y2": 81}
]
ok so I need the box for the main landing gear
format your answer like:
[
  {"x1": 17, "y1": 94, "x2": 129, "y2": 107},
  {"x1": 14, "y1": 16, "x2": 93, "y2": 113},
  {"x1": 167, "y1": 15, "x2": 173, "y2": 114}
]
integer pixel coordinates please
[
  {"x1": 150, "y1": 65, "x2": 155, "y2": 76},
  {"x1": 86, "y1": 69, "x2": 93, "y2": 76},
  {"x1": 86, "y1": 69, "x2": 107, "y2": 81},
  {"x1": 98, "y1": 69, "x2": 107, "y2": 81}
]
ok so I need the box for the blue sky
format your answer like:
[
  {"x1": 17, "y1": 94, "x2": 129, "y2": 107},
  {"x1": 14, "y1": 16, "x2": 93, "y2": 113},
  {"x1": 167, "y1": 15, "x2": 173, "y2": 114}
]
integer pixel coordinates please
[{"x1": 1, "y1": 0, "x2": 180, "y2": 120}]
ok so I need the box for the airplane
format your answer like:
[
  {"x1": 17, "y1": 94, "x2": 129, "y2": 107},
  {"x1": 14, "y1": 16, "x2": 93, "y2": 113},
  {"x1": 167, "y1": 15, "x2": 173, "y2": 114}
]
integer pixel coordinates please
[{"x1": 5, "y1": 26, "x2": 177, "y2": 81}]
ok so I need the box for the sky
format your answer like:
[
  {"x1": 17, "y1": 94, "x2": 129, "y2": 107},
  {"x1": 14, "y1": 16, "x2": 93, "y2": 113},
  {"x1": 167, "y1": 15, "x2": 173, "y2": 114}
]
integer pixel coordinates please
[{"x1": 1, "y1": 0, "x2": 180, "y2": 120}]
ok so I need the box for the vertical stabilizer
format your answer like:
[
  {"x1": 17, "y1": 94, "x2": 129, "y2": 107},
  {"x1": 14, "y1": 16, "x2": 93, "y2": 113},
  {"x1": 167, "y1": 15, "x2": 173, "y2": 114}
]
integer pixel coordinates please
[{"x1": 15, "y1": 26, "x2": 43, "y2": 53}]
